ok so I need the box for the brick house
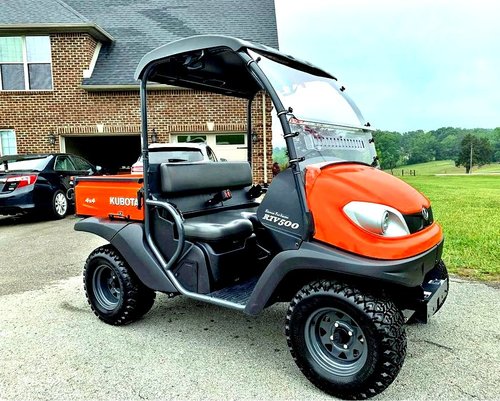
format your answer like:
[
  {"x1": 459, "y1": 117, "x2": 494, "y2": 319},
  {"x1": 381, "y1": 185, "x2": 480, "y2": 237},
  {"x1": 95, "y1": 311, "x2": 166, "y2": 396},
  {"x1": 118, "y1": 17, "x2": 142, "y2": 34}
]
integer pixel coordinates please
[{"x1": 0, "y1": 0, "x2": 277, "y2": 183}]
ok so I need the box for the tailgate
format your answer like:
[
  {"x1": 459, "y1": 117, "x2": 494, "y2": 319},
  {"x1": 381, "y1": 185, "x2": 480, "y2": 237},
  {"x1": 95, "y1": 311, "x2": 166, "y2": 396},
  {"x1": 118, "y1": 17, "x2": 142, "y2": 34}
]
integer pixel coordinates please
[{"x1": 75, "y1": 175, "x2": 144, "y2": 221}]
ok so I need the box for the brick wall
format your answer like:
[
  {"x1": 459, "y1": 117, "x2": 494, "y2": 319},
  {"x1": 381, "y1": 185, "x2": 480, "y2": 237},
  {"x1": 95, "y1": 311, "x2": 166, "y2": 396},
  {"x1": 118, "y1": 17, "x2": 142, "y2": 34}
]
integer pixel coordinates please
[{"x1": 0, "y1": 33, "x2": 273, "y2": 183}]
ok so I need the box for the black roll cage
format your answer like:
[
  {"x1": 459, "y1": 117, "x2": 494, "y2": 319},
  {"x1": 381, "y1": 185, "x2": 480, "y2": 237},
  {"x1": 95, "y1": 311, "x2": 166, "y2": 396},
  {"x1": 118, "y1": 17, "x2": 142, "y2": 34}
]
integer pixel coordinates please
[
  {"x1": 136, "y1": 35, "x2": 372, "y2": 258},
  {"x1": 135, "y1": 36, "x2": 327, "y2": 241}
]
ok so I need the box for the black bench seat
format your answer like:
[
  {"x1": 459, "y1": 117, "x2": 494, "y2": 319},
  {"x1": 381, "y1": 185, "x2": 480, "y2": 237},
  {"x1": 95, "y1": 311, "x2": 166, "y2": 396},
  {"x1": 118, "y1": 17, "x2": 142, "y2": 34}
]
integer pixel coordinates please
[
  {"x1": 159, "y1": 161, "x2": 258, "y2": 243},
  {"x1": 184, "y1": 210, "x2": 254, "y2": 242}
]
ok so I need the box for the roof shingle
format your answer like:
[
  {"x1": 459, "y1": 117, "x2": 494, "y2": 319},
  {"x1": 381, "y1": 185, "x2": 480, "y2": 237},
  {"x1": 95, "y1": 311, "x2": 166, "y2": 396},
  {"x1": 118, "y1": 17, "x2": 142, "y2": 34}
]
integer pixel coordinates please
[
  {"x1": 0, "y1": 0, "x2": 88, "y2": 24},
  {"x1": 1, "y1": 0, "x2": 278, "y2": 86}
]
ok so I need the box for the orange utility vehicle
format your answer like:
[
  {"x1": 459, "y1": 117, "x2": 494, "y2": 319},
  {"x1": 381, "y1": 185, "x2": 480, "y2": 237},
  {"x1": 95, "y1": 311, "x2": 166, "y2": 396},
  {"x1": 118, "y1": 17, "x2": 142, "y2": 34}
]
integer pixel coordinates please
[{"x1": 74, "y1": 36, "x2": 448, "y2": 399}]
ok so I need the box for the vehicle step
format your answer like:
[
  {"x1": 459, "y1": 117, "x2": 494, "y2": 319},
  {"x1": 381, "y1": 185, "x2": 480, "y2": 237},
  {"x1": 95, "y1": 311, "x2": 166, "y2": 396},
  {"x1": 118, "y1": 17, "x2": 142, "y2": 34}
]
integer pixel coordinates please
[{"x1": 208, "y1": 277, "x2": 258, "y2": 305}]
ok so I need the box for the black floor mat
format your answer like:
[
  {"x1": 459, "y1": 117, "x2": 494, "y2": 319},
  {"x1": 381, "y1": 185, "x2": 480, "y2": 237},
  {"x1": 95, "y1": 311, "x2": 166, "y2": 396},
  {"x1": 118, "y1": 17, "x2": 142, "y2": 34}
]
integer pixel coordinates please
[{"x1": 208, "y1": 277, "x2": 259, "y2": 305}]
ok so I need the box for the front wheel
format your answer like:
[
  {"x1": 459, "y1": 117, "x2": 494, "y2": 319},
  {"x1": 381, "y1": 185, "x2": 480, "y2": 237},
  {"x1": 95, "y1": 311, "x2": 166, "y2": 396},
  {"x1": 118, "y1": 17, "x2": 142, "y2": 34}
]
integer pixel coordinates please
[
  {"x1": 286, "y1": 280, "x2": 406, "y2": 400},
  {"x1": 83, "y1": 245, "x2": 156, "y2": 325}
]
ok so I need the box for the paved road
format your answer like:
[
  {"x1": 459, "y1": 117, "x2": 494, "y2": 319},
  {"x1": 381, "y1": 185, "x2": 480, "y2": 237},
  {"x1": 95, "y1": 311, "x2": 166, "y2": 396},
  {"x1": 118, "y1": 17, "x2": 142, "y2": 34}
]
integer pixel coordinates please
[
  {"x1": 0, "y1": 215, "x2": 105, "y2": 296},
  {"x1": 0, "y1": 215, "x2": 499, "y2": 400}
]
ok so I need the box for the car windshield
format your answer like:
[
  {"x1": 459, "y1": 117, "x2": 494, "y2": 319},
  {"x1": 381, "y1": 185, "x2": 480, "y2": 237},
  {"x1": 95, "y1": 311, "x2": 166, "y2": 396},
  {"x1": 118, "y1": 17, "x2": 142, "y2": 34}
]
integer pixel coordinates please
[
  {"x1": 0, "y1": 155, "x2": 51, "y2": 172},
  {"x1": 249, "y1": 50, "x2": 377, "y2": 166},
  {"x1": 149, "y1": 148, "x2": 204, "y2": 163}
]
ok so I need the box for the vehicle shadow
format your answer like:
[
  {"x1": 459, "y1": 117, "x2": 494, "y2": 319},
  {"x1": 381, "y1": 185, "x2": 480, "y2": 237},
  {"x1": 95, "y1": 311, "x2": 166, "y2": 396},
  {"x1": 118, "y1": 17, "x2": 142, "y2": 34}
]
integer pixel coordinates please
[
  {"x1": 0, "y1": 213, "x2": 60, "y2": 227},
  {"x1": 134, "y1": 294, "x2": 301, "y2": 375},
  {"x1": 146, "y1": 294, "x2": 286, "y2": 340}
]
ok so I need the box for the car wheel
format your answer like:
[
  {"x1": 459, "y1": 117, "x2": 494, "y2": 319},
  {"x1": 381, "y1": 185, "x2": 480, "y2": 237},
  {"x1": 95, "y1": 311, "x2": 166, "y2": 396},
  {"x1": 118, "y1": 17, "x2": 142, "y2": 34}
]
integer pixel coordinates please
[
  {"x1": 286, "y1": 280, "x2": 406, "y2": 400},
  {"x1": 51, "y1": 190, "x2": 68, "y2": 219},
  {"x1": 83, "y1": 245, "x2": 156, "y2": 325}
]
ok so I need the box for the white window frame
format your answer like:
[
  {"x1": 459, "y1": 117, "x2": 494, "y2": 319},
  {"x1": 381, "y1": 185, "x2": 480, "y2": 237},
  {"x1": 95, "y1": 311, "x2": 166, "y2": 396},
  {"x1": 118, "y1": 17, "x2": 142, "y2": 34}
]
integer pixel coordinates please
[
  {"x1": 0, "y1": 36, "x2": 54, "y2": 92},
  {"x1": 0, "y1": 129, "x2": 18, "y2": 156}
]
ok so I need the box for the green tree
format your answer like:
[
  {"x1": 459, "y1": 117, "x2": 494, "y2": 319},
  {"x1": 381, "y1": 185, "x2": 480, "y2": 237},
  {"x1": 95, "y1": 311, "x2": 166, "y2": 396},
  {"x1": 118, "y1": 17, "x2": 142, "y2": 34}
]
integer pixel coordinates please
[
  {"x1": 405, "y1": 131, "x2": 438, "y2": 164},
  {"x1": 438, "y1": 134, "x2": 460, "y2": 160},
  {"x1": 492, "y1": 127, "x2": 500, "y2": 162},
  {"x1": 430, "y1": 127, "x2": 466, "y2": 160},
  {"x1": 455, "y1": 134, "x2": 493, "y2": 173},
  {"x1": 373, "y1": 131, "x2": 402, "y2": 173},
  {"x1": 272, "y1": 146, "x2": 289, "y2": 170}
]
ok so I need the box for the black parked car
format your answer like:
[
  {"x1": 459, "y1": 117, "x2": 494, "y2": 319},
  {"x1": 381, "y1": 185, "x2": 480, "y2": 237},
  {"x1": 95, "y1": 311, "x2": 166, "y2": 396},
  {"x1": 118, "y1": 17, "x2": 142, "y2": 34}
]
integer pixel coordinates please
[{"x1": 0, "y1": 153, "x2": 100, "y2": 219}]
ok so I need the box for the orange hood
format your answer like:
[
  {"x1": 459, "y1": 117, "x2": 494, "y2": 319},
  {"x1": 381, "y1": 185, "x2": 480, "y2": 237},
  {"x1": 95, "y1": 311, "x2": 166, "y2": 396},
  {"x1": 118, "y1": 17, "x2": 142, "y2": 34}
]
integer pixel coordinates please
[
  {"x1": 305, "y1": 163, "x2": 442, "y2": 260},
  {"x1": 305, "y1": 163, "x2": 430, "y2": 214}
]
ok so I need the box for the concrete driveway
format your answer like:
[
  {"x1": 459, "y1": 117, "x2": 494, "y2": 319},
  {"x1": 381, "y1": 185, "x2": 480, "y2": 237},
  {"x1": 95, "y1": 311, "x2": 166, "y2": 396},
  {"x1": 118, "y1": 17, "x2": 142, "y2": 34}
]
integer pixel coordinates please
[{"x1": 0, "y1": 215, "x2": 499, "y2": 400}]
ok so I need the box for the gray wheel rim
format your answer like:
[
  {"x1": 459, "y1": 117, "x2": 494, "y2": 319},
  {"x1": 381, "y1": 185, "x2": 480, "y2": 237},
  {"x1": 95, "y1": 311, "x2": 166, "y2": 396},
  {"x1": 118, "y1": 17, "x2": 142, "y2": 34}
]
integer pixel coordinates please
[
  {"x1": 92, "y1": 264, "x2": 121, "y2": 311},
  {"x1": 54, "y1": 193, "x2": 67, "y2": 216},
  {"x1": 305, "y1": 307, "x2": 368, "y2": 377}
]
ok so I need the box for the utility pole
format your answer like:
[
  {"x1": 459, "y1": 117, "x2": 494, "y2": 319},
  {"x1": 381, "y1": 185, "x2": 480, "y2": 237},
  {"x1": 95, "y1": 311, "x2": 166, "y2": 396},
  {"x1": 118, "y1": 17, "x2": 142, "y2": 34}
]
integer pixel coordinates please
[{"x1": 469, "y1": 141, "x2": 473, "y2": 174}]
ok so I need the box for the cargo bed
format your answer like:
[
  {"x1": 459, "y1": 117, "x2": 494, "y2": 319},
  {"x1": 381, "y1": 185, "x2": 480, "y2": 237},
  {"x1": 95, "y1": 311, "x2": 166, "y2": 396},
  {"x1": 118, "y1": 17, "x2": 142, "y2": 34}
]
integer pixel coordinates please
[{"x1": 75, "y1": 175, "x2": 143, "y2": 221}]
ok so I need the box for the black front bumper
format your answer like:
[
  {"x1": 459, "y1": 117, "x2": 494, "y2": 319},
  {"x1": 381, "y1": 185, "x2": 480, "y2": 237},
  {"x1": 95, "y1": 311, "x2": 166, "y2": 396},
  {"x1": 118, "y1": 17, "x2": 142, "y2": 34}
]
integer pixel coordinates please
[
  {"x1": 412, "y1": 276, "x2": 449, "y2": 323},
  {"x1": 297, "y1": 239, "x2": 445, "y2": 288}
]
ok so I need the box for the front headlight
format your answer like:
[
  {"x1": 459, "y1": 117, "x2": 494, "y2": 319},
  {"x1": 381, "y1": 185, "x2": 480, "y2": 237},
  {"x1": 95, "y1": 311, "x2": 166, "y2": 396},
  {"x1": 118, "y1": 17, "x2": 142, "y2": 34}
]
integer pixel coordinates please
[{"x1": 343, "y1": 201, "x2": 410, "y2": 237}]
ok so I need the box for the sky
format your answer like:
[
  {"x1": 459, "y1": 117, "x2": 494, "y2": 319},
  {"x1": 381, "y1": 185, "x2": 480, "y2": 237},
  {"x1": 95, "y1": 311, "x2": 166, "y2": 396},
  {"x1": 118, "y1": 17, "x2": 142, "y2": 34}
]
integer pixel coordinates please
[{"x1": 274, "y1": 0, "x2": 500, "y2": 133}]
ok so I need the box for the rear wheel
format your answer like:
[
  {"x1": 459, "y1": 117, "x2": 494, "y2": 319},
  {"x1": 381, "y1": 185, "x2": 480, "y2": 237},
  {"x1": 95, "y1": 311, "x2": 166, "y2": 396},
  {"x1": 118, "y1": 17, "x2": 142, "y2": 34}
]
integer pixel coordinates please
[
  {"x1": 51, "y1": 190, "x2": 68, "y2": 219},
  {"x1": 286, "y1": 280, "x2": 406, "y2": 400},
  {"x1": 83, "y1": 245, "x2": 156, "y2": 325}
]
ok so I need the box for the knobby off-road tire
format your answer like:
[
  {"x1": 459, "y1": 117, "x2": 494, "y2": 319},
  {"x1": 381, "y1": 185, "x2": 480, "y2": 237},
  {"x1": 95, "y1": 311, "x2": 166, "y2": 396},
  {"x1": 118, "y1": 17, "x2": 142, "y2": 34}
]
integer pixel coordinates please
[
  {"x1": 286, "y1": 280, "x2": 406, "y2": 400},
  {"x1": 83, "y1": 245, "x2": 156, "y2": 325}
]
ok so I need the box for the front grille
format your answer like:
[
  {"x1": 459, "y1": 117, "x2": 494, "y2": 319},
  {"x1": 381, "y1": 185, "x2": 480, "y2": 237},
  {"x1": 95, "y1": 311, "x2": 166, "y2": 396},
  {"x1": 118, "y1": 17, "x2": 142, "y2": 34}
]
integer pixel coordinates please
[{"x1": 403, "y1": 207, "x2": 434, "y2": 234}]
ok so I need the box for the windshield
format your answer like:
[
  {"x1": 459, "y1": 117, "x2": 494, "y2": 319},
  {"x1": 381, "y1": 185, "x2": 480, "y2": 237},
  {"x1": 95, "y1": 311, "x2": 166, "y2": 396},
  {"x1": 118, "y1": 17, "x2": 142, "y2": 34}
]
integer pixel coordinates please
[
  {"x1": 0, "y1": 155, "x2": 51, "y2": 172},
  {"x1": 249, "y1": 50, "x2": 377, "y2": 166},
  {"x1": 149, "y1": 148, "x2": 204, "y2": 163},
  {"x1": 249, "y1": 50, "x2": 365, "y2": 127},
  {"x1": 290, "y1": 119, "x2": 377, "y2": 166}
]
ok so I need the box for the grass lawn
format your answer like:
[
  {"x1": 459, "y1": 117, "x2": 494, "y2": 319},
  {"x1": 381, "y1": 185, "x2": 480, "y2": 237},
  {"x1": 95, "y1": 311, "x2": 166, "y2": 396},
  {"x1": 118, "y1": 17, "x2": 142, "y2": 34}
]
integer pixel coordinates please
[
  {"x1": 388, "y1": 160, "x2": 500, "y2": 176},
  {"x1": 401, "y1": 175, "x2": 500, "y2": 282}
]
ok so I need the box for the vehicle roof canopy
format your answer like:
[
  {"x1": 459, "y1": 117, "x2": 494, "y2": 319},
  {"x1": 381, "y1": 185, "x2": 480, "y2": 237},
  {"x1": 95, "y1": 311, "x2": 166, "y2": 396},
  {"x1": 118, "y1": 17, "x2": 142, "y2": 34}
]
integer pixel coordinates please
[{"x1": 134, "y1": 35, "x2": 334, "y2": 99}]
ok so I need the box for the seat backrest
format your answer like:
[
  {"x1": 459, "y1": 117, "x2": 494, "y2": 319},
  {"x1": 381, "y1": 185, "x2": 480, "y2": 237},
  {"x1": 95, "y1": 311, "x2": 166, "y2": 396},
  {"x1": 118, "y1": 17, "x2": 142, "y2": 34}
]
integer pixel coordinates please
[
  {"x1": 160, "y1": 162, "x2": 251, "y2": 195},
  {"x1": 158, "y1": 161, "x2": 255, "y2": 214}
]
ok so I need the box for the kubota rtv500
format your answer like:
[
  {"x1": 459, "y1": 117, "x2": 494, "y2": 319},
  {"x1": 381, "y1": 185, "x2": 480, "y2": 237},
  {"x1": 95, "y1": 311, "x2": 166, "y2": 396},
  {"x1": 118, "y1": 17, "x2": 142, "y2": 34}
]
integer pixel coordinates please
[{"x1": 74, "y1": 36, "x2": 448, "y2": 399}]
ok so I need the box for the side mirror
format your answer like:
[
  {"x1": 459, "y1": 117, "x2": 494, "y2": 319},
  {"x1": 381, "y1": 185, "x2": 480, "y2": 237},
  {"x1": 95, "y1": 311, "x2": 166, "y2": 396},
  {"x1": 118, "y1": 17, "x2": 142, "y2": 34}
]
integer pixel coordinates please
[
  {"x1": 96, "y1": 166, "x2": 102, "y2": 172},
  {"x1": 220, "y1": 158, "x2": 228, "y2": 162}
]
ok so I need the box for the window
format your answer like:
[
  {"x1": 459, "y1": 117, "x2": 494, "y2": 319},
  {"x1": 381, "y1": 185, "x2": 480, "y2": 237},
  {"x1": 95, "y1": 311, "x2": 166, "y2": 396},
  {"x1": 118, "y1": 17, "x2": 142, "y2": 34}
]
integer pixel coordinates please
[
  {"x1": 54, "y1": 155, "x2": 76, "y2": 172},
  {"x1": 176, "y1": 135, "x2": 207, "y2": 143},
  {"x1": 149, "y1": 149, "x2": 204, "y2": 163},
  {"x1": 0, "y1": 36, "x2": 53, "y2": 91},
  {"x1": 71, "y1": 156, "x2": 94, "y2": 171},
  {"x1": 207, "y1": 147, "x2": 217, "y2": 162},
  {"x1": 0, "y1": 130, "x2": 17, "y2": 156},
  {"x1": 0, "y1": 155, "x2": 50, "y2": 172},
  {"x1": 215, "y1": 133, "x2": 245, "y2": 145}
]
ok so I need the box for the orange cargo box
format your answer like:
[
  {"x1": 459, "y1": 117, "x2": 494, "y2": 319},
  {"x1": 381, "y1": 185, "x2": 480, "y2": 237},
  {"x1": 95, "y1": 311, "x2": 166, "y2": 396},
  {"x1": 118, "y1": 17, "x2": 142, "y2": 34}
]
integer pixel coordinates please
[{"x1": 75, "y1": 175, "x2": 144, "y2": 221}]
